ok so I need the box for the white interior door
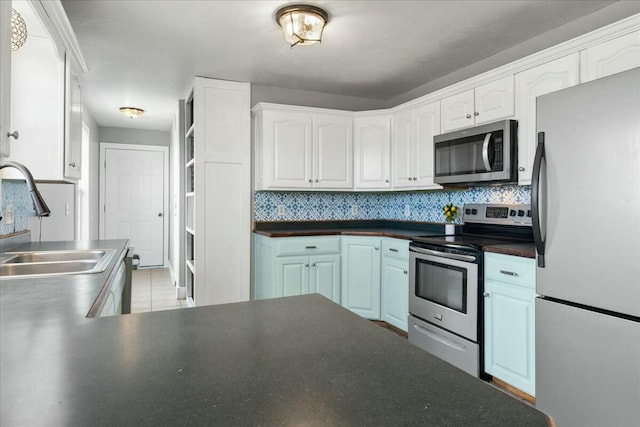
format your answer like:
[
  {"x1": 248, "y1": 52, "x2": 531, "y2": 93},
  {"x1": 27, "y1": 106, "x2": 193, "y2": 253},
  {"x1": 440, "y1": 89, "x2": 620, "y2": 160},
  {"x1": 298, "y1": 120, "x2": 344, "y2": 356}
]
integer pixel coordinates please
[{"x1": 103, "y1": 147, "x2": 165, "y2": 266}]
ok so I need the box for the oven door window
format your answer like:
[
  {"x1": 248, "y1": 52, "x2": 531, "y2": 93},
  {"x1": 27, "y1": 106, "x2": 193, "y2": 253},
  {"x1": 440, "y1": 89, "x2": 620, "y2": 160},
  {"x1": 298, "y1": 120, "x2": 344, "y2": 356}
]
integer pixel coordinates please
[{"x1": 415, "y1": 259, "x2": 467, "y2": 313}]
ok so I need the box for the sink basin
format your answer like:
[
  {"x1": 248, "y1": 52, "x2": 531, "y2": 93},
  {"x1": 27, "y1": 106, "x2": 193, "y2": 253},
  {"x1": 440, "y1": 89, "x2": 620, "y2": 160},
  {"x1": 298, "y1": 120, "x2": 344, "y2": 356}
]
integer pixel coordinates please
[
  {"x1": 4, "y1": 250, "x2": 110, "y2": 264},
  {"x1": 0, "y1": 249, "x2": 116, "y2": 279}
]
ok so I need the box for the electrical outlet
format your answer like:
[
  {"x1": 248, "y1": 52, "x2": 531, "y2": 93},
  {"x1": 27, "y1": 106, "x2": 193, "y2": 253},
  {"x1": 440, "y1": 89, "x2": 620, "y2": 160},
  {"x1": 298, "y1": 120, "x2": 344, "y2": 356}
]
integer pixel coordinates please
[
  {"x1": 277, "y1": 205, "x2": 286, "y2": 216},
  {"x1": 351, "y1": 205, "x2": 358, "y2": 215},
  {"x1": 404, "y1": 205, "x2": 410, "y2": 217},
  {"x1": 4, "y1": 205, "x2": 14, "y2": 225}
]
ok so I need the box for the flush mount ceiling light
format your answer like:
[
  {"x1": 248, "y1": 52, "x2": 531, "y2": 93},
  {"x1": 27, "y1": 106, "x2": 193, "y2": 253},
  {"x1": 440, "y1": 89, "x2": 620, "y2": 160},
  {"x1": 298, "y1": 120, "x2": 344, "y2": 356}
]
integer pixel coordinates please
[
  {"x1": 11, "y1": 8, "x2": 28, "y2": 51},
  {"x1": 276, "y1": 4, "x2": 329, "y2": 47},
  {"x1": 119, "y1": 107, "x2": 144, "y2": 119}
]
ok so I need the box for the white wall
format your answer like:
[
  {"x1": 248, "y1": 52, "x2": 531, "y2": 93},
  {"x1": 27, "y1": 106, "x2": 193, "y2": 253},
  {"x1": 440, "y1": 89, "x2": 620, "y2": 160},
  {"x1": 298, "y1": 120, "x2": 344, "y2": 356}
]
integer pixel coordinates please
[{"x1": 99, "y1": 126, "x2": 171, "y2": 146}]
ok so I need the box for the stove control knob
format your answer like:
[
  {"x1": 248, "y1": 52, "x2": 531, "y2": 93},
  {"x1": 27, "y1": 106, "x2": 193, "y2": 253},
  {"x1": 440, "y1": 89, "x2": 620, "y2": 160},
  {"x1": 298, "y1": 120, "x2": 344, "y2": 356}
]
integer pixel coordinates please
[
  {"x1": 465, "y1": 208, "x2": 471, "y2": 215},
  {"x1": 518, "y1": 210, "x2": 525, "y2": 217},
  {"x1": 509, "y1": 210, "x2": 516, "y2": 216},
  {"x1": 471, "y1": 209, "x2": 478, "y2": 215}
]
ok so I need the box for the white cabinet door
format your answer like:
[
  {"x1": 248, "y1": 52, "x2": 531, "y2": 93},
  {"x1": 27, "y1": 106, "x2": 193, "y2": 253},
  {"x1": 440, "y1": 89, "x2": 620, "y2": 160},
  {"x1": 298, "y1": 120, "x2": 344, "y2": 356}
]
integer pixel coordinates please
[
  {"x1": 391, "y1": 110, "x2": 414, "y2": 188},
  {"x1": 0, "y1": 1, "x2": 10, "y2": 158},
  {"x1": 413, "y1": 101, "x2": 441, "y2": 188},
  {"x1": 474, "y1": 75, "x2": 514, "y2": 125},
  {"x1": 354, "y1": 116, "x2": 391, "y2": 189},
  {"x1": 275, "y1": 256, "x2": 309, "y2": 297},
  {"x1": 313, "y1": 115, "x2": 353, "y2": 189},
  {"x1": 264, "y1": 111, "x2": 312, "y2": 189},
  {"x1": 63, "y1": 62, "x2": 82, "y2": 180},
  {"x1": 441, "y1": 89, "x2": 474, "y2": 133},
  {"x1": 582, "y1": 30, "x2": 640, "y2": 82},
  {"x1": 515, "y1": 53, "x2": 579, "y2": 184}
]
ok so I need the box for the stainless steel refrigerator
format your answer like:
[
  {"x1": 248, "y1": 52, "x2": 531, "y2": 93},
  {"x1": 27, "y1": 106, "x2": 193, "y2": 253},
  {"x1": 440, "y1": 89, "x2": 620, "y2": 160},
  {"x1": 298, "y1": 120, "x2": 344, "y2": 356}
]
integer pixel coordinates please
[{"x1": 533, "y1": 67, "x2": 640, "y2": 427}]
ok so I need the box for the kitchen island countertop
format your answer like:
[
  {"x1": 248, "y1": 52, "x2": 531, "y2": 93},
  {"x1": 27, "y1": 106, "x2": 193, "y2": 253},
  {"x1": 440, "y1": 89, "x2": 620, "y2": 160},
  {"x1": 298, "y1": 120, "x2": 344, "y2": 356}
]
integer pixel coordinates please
[{"x1": 2, "y1": 253, "x2": 549, "y2": 427}]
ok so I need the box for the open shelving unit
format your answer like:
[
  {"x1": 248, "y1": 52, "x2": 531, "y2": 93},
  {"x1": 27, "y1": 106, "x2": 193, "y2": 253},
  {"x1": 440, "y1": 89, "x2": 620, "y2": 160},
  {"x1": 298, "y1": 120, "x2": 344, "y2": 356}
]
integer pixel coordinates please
[{"x1": 184, "y1": 87, "x2": 195, "y2": 305}]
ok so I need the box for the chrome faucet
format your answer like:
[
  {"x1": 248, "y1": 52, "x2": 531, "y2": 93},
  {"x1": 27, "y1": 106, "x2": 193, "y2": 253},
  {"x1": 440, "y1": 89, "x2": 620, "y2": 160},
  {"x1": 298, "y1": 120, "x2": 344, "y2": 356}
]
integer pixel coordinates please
[{"x1": 0, "y1": 161, "x2": 51, "y2": 217}]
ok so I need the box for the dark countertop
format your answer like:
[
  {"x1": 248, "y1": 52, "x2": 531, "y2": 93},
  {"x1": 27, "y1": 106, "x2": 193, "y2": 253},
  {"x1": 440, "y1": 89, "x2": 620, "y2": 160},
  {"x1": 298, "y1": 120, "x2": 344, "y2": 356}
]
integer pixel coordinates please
[
  {"x1": 254, "y1": 220, "x2": 458, "y2": 240},
  {"x1": 2, "y1": 261, "x2": 550, "y2": 427},
  {"x1": 483, "y1": 242, "x2": 536, "y2": 258}
]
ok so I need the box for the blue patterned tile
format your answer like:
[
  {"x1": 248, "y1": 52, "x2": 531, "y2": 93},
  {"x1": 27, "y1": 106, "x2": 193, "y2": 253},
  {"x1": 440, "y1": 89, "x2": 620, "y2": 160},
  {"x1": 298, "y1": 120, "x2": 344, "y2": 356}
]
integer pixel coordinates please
[{"x1": 1, "y1": 181, "x2": 32, "y2": 235}]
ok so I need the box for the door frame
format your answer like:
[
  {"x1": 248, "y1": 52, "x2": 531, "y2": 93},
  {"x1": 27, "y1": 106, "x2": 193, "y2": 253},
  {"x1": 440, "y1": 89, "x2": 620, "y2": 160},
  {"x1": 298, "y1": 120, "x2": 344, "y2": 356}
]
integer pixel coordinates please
[{"x1": 99, "y1": 142, "x2": 169, "y2": 267}]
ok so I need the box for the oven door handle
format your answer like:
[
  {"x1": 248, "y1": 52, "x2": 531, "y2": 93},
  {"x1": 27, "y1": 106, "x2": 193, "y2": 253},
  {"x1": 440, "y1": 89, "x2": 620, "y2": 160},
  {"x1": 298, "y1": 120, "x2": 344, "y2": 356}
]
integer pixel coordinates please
[{"x1": 410, "y1": 246, "x2": 476, "y2": 262}]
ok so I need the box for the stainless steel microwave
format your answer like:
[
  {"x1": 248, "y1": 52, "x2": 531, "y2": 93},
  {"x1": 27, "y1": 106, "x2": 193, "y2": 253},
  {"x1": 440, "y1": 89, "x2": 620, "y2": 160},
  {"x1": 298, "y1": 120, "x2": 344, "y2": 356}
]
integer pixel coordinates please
[{"x1": 433, "y1": 119, "x2": 517, "y2": 186}]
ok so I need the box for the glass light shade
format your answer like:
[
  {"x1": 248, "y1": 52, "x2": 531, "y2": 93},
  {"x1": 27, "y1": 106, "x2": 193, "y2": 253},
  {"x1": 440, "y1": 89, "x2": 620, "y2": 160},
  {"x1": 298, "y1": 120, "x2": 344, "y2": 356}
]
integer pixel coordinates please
[
  {"x1": 276, "y1": 5, "x2": 328, "y2": 47},
  {"x1": 119, "y1": 107, "x2": 144, "y2": 119},
  {"x1": 11, "y1": 9, "x2": 28, "y2": 51}
]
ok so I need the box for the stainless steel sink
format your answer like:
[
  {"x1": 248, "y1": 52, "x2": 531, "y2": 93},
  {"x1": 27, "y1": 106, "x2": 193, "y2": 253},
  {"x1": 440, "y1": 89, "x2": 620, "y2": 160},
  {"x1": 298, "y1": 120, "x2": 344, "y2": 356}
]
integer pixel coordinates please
[{"x1": 0, "y1": 249, "x2": 116, "y2": 279}]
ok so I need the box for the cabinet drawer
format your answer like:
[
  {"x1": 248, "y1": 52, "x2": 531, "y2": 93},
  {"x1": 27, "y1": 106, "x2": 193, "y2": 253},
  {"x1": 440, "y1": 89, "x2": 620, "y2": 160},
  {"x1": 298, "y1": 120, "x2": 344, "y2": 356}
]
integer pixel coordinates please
[
  {"x1": 484, "y1": 253, "x2": 535, "y2": 290},
  {"x1": 275, "y1": 237, "x2": 341, "y2": 256},
  {"x1": 382, "y1": 238, "x2": 409, "y2": 260}
]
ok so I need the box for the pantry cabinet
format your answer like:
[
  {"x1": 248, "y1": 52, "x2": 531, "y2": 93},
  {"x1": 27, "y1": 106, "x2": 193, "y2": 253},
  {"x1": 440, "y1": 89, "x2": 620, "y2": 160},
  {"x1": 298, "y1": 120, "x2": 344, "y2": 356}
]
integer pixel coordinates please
[
  {"x1": 380, "y1": 238, "x2": 409, "y2": 332},
  {"x1": 515, "y1": 54, "x2": 580, "y2": 185},
  {"x1": 353, "y1": 115, "x2": 391, "y2": 189},
  {"x1": 341, "y1": 236, "x2": 382, "y2": 319},
  {"x1": 484, "y1": 253, "x2": 536, "y2": 397},
  {"x1": 581, "y1": 30, "x2": 640, "y2": 82},
  {"x1": 440, "y1": 75, "x2": 514, "y2": 133},
  {"x1": 253, "y1": 104, "x2": 353, "y2": 190},
  {"x1": 392, "y1": 101, "x2": 441, "y2": 189}
]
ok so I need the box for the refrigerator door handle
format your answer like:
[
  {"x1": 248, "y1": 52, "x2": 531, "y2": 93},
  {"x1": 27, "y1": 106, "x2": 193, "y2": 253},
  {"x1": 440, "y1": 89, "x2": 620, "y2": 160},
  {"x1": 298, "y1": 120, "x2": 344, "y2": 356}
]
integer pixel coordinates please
[{"x1": 532, "y1": 131, "x2": 546, "y2": 267}]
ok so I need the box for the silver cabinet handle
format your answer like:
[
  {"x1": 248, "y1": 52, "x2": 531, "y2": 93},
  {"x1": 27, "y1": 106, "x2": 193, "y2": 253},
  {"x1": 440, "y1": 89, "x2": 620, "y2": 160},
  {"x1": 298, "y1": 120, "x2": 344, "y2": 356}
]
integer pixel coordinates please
[
  {"x1": 7, "y1": 131, "x2": 19, "y2": 140},
  {"x1": 305, "y1": 245, "x2": 317, "y2": 249},
  {"x1": 374, "y1": 246, "x2": 379, "y2": 250},
  {"x1": 474, "y1": 112, "x2": 479, "y2": 116},
  {"x1": 305, "y1": 264, "x2": 309, "y2": 268},
  {"x1": 314, "y1": 178, "x2": 319, "y2": 182},
  {"x1": 312, "y1": 263, "x2": 316, "y2": 267},
  {"x1": 389, "y1": 248, "x2": 398, "y2": 252},
  {"x1": 308, "y1": 179, "x2": 313, "y2": 183},
  {"x1": 466, "y1": 114, "x2": 472, "y2": 119},
  {"x1": 519, "y1": 166, "x2": 525, "y2": 172},
  {"x1": 158, "y1": 212, "x2": 163, "y2": 217},
  {"x1": 483, "y1": 292, "x2": 490, "y2": 297},
  {"x1": 384, "y1": 179, "x2": 389, "y2": 183},
  {"x1": 403, "y1": 270, "x2": 408, "y2": 275},
  {"x1": 69, "y1": 162, "x2": 76, "y2": 168},
  {"x1": 500, "y1": 270, "x2": 518, "y2": 277}
]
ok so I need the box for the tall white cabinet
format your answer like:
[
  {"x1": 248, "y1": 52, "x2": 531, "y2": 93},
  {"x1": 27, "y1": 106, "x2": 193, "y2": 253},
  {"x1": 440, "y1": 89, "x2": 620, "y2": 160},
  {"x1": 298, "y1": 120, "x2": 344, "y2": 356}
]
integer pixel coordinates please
[{"x1": 185, "y1": 77, "x2": 251, "y2": 307}]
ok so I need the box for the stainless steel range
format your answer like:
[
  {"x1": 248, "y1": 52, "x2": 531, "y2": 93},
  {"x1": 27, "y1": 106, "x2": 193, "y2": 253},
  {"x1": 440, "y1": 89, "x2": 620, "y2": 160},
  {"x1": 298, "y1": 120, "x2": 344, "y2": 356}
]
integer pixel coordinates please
[{"x1": 408, "y1": 204, "x2": 533, "y2": 376}]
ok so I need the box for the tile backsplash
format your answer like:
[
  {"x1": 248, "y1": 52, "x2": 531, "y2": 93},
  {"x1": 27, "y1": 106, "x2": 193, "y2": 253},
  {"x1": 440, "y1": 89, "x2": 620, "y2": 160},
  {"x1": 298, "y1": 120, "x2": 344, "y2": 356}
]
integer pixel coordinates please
[
  {"x1": 1, "y1": 181, "x2": 32, "y2": 235},
  {"x1": 254, "y1": 185, "x2": 531, "y2": 223}
]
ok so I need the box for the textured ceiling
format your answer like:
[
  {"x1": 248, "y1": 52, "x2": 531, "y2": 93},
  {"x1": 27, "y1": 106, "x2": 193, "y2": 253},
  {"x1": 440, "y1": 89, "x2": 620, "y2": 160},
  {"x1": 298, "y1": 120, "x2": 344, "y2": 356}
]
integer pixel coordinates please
[{"x1": 57, "y1": 0, "x2": 621, "y2": 130}]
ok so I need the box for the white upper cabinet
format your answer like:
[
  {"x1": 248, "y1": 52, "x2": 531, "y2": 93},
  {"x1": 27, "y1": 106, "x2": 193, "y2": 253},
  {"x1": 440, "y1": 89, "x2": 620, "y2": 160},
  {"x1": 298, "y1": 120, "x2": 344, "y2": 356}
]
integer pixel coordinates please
[
  {"x1": 392, "y1": 101, "x2": 441, "y2": 189},
  {"x1": 63, "y1": 62, "x2": 82, "y2": 180},
  {"x1": 515, "y1": 53, "x2": 580, "y2": 185},
  {"x1": 440, "y1": 75, "x2": 514, "y2": 133},
  {"x1": 582, "y1": 30, "x2": 640, "y2": 82},
  {"x1": 260, "y1": 110, "x2": 313, "y2": 189},
  {"x1": 0, "y1": 1, "x2": 11, "y2": 158},
  {"x1": 354, "y1": 115, "x2": 391, "y2": 190},
  {"x1": 313, "y1": 115, "x2": 353, "y2": 189},
  {"x1": 254, "y1": 105, "x2": 353, "y2": 190}
]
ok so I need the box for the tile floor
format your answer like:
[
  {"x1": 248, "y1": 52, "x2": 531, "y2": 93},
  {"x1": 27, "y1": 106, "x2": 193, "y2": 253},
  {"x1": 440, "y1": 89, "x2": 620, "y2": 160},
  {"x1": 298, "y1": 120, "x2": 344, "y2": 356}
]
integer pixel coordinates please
[{"x1": 131, "y1": 268, "x2": 188, "y2": 313}]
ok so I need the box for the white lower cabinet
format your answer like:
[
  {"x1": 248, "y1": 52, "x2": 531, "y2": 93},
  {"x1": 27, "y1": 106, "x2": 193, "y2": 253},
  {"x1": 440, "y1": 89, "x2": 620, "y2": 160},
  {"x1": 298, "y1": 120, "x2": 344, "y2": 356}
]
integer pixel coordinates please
[
  {"x1": 483, "y1": 253, "x2": 536, "y2": 396},
  {"x1": 380, "y1": 239, "x2": 409, "y2": 331}
]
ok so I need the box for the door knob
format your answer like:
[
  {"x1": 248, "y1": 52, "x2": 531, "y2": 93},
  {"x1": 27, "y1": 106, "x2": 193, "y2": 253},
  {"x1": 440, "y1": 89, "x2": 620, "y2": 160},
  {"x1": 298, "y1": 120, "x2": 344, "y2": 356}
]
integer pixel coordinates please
[
  {"x1": 158, "y1": 212, "x2": 163, "y2": 217},
  {"x1": 7, "y1": 131, "x2": 19, "y2": 140},
  {"x1": 466, "y1": 114, "x2": 472, "y2": 119}
]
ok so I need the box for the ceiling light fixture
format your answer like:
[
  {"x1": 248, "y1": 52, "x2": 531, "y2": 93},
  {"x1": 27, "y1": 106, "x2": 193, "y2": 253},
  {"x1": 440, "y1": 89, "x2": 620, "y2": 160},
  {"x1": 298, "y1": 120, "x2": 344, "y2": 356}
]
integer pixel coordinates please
[
  {"x1": 11, "y1": 8, "x2": 28, "y2": 51},
  {"x1": 119, "y1": 107, "x2": 144, "y2": 119},
  {"x1": 275, "y1": 4, "x2": 329, "y2": 48}
]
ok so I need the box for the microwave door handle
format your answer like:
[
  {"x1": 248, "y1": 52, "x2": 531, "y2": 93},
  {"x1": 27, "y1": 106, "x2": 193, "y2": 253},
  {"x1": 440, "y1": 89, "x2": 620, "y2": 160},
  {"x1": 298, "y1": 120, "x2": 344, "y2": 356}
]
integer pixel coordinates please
[{"x1": 482, "y1": 133, "x2": 492, "y2": 172}]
